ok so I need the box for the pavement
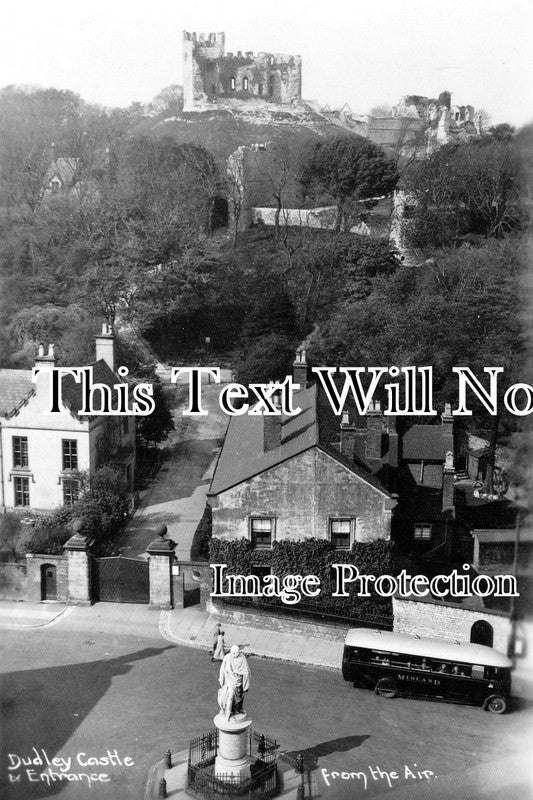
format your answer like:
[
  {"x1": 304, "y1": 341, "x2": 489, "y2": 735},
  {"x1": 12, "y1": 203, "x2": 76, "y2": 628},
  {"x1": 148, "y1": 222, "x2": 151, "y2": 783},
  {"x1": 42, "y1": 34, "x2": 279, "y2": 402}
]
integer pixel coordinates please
[{"x1": 2, "y1": 600, "x2": 533, "y2": 700}]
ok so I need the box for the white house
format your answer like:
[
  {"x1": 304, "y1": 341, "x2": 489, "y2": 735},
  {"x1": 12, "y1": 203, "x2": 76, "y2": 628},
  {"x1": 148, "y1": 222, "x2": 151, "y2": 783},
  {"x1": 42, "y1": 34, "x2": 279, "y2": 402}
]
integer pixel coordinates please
[{"x1": 0, "y1": 327, "x2": 135, "y2": 513}]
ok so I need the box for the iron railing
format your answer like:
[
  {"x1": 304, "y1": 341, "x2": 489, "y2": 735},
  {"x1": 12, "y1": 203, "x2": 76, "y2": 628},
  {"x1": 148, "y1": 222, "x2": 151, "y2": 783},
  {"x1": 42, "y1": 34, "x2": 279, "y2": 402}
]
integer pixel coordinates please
[{"x1": 187, "y1": 729, "x2": 279, "y2": 799}]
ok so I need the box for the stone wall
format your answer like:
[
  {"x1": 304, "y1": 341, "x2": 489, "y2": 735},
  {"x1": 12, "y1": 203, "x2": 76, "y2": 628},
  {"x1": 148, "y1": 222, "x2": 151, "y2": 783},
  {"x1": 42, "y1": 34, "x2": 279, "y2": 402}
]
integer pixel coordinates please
[
  {"x1": 252, "y1": 206, "x2": 337, "y2": 229},
  {"x1": 208, "y1": 598, "x2": 349, "y2": 642},
  {"x1": 212, "y1": 446, "x2": 394, "y2": 545},
  {"x1": 392, "y1": 595, "x2": 512, "y2": 654},
  {"x1": 0, "y1": 561, "x2": 27, "y2": 600},
  {"x1": 25, "y1": 553, "x2": 68, "y2": 603},
  {"x1": 174, "y1": 562, "x2": 212, "y2": 608}
]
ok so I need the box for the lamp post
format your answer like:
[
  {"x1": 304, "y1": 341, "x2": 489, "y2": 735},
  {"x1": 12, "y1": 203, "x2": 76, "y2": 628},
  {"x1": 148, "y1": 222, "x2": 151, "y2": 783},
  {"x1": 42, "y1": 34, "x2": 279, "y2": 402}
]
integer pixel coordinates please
[{"x1": 205, "y1": 337, "x2": 211, "y2": 382}]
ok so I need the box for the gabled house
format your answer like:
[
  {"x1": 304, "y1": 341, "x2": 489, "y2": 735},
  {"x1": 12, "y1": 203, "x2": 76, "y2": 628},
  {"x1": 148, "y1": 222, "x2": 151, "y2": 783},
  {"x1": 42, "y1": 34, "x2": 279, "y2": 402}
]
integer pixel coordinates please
[
  {"x1": 0, "y1": 326, "x2": 135, "y2": 513},
  {"x1": 208, "y1": 359, "x2": 397, "y2": 557}
]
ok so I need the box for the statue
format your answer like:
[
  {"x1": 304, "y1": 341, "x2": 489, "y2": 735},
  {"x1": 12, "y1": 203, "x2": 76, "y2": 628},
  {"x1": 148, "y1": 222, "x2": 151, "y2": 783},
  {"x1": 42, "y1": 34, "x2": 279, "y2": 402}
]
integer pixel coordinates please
[{"x1": 217, "y1": 645, "x2": 250, "y2": 720}]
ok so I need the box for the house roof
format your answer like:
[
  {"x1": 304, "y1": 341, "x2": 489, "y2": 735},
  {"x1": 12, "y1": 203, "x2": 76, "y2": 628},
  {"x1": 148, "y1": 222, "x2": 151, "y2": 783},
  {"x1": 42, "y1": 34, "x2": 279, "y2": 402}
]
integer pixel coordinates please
[
  {"x1": 45, "y1": 157, "x2": 78, "y2": 187},
  {"x1": 0, "y1": 360, "x2": 118, "y2": 419},
  {"x1": 0, "y1": 369, "x2": 34, "y2": 417},
  {"x1": 61, "y1": 360, "x2": 119, "y2": 414},
  {"x1": 402, "y1": 424, "x2": 452, "y2": 461},
  {"x1": 208, "y1": 382, "x2": 390, "y2": 497}
]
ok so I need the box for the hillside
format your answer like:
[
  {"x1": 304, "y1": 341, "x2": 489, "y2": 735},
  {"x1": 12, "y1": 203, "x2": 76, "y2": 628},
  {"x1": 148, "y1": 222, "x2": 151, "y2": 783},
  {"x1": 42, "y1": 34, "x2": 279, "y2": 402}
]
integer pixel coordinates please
[{"x1": 135, "y1": 100, "x2": 360, "y2": 165}]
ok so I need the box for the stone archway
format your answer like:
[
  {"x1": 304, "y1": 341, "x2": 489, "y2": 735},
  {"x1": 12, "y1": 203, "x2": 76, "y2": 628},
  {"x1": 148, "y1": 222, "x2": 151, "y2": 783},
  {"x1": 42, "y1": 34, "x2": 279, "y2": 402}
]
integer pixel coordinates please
[{"x1": 210, "y1": 196, "x2": 229, "y2": 230}]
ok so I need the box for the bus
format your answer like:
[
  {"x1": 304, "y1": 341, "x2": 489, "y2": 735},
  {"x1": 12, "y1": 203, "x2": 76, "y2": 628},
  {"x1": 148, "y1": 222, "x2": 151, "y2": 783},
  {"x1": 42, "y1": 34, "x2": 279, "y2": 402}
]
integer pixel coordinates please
[{"x1": 342, "y1": 628, "x2": 513, "y2": 713}]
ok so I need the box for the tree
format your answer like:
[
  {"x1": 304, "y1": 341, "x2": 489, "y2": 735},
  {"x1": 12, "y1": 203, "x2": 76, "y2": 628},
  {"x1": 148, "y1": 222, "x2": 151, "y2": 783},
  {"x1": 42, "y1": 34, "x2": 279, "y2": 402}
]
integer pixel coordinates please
[
  {"x1": 308, "y1": 237, "x2": 526, "y2": 492},
  {"x1": 303, "y1": 134, "x2": 398, "y2": 230},
  {"x1": 136, "y1": 381, "x2": 175, "y2": 448},
  {"x1": 233, "y1": 332, "x2": 297, "y2": 386},
  {"x1": 404, "y1": 136, "x2": 525, "y2": 247},
  {"x1": 26, "y1": 466, "x2": 129, "y2": 554}
]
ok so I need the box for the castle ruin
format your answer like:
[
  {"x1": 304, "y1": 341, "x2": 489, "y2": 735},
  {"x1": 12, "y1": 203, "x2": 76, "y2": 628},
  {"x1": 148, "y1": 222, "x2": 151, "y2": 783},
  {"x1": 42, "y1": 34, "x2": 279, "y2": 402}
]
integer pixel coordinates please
[{"x1": 182, "y1": 31, "x2": 302, "y2": 111}]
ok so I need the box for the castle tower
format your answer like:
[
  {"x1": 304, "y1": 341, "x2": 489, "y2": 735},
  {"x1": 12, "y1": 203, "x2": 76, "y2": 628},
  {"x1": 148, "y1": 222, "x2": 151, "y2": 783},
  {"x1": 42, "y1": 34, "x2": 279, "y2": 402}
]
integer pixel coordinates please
[
  {"x1": 182, "y1": 30, "x2": 301, "y2": 111},
  {"x1": 183, "y1": 30, "x2": 226, "y2": 111}
]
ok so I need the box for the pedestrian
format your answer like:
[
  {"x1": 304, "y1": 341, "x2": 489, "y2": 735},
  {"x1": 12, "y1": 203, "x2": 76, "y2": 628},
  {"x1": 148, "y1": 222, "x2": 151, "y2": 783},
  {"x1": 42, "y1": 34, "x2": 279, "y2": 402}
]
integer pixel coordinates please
[{"x1": 212, "y1": 623, "x2": 225, "y2": 662}]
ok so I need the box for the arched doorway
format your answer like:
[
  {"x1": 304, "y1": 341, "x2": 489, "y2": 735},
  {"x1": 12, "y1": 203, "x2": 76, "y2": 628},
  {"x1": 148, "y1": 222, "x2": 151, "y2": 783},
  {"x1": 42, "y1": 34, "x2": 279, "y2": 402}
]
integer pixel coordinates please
[
  {"x1": 41, "y1": 564, "x2": 57, "y2": 600},
  {"x1": 470, "y1": 620, "x2": 493, "y2": 647},
  {"x1": 210, "y1": 196, "x2": 229, "y2": 230}
]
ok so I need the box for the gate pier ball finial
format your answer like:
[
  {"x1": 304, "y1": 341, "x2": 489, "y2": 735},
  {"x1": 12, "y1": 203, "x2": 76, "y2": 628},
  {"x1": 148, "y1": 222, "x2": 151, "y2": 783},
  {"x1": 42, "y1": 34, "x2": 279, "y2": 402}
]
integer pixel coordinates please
[{"x1": 155, "y1": 524, "x2": 168, "y2": 539}]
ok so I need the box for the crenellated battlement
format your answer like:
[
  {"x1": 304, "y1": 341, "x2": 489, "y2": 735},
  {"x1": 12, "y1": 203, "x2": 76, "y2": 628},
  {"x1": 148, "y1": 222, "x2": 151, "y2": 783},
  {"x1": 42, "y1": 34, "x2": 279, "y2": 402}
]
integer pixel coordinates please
[
  {"x1": 182, "y1": 29, "x2": 302, "y2": 111},
  {"x1": 183, "y1": 30, "x2": 225, "y2": 47}
]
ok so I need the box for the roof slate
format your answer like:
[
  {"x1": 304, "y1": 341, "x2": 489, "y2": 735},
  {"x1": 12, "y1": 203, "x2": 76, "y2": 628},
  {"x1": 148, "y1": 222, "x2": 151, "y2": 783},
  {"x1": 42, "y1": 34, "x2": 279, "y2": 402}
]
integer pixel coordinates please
[
  {"x1": 0, "y1": 369, "x2": 34, "y2": 416},
  {"x1": 208, "y1": 383, "x2": 390, "y2": 497},
  {"x1": 61, "y1": 360, "x2": 119, "y2": 414},
  {"x1": 402, "y1": 424, "x2": 452, "y2": 461}
]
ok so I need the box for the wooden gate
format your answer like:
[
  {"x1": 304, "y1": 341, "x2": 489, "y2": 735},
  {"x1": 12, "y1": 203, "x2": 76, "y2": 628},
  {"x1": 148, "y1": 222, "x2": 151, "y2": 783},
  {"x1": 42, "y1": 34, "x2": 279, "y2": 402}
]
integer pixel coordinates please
[{"x1": 92, "y1": 556, "x2": 149, "y2": 603}]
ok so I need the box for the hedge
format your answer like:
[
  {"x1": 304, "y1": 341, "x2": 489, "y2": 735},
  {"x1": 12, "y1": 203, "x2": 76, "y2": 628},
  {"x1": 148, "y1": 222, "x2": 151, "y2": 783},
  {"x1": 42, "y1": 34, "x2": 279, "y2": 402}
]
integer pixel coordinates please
[{"x1": 208, "y1": 537, "x2": 406, "y2": 624}]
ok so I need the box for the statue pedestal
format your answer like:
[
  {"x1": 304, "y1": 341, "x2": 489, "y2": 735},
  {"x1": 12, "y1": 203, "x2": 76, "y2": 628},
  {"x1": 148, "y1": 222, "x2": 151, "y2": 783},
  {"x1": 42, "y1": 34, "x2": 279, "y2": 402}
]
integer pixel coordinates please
[{"x1": 213, "y1": 712, "x2": 252, "y2": 780}]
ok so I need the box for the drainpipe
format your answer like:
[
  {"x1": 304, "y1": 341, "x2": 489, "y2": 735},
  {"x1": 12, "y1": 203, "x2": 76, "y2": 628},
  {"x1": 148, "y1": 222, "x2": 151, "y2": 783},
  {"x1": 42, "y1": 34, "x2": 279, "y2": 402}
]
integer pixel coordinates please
[{"x1": 509, "y1": 509, "x2": 522, "y2": 664}]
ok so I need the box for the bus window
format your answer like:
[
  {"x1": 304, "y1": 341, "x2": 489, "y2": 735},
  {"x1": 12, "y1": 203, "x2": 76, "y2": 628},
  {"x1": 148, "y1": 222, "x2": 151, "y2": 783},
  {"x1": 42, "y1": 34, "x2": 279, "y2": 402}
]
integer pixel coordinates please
[
  {"x1": 451, "y1": 664, "x2": 471, "y2": 677},
  {"x1": 471, "y1": 664, "x2": 484, "y2": 680}
]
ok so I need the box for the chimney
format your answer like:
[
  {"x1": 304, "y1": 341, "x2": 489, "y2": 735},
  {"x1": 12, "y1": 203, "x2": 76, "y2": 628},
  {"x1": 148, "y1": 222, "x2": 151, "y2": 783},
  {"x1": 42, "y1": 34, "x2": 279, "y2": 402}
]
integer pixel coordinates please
[
  {"x1": 292, "y1": 348, "x2": 308, "y2": 388},
  {"x1": 340, "y1": 409, "x2": 356, "y2": 459},
  {"x1": 441, "y1": 401, "x2": 454, "y2": 460},
  {"x1": 35, "y1": 343, "x2": 56, "y2": 367},
  {"x1": 365, "y1": 400, "x2": 383, "y2": 460},
  {"x1": 95, "y1": 323, "x2": 114, "y2": 372},
  {"x1": 442, "y1": 450, "x2": 456, "y2": 512},
  {"x1": 386, "y1": 415, "x2": 399, "y2": 469},
  {"x1": 263, "y1": 388, "x2": 282, "y2": 452}
]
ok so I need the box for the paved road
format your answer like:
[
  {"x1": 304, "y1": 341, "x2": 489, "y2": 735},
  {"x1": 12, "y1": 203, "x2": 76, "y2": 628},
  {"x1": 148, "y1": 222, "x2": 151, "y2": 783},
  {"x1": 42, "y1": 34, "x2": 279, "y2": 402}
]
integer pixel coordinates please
[
  {"x1": 114, "y1": 377, "x2": 229, "y2": 562},
  {"x1": 1, "y1": 605, "x2": 531, "y2": 800}
]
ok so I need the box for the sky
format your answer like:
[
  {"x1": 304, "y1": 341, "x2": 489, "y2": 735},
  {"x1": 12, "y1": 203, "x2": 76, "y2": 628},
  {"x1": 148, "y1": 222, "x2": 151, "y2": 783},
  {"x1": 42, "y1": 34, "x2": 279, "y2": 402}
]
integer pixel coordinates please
[{"x1": 1, "y1": 0, "x2": 532, "y2": 126}]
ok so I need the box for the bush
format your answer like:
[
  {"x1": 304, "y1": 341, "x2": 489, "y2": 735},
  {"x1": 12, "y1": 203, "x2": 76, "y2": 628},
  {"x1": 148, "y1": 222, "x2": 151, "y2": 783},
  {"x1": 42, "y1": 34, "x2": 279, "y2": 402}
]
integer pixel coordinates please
[
  {"x1": 26, "y1": 467, "x2": 129, "y2": 555},
  {"x1": 208, "y1": 537, "x2": 401, "y2": 624}
]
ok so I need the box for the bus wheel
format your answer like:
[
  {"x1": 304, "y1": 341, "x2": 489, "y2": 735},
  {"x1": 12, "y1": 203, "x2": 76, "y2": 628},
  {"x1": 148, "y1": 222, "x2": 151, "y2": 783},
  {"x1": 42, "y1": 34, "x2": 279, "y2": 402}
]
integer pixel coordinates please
[
  {"x1": 375, "y1": 679, "x2": 397, "y2": 698},
  {"x1": 485, "y1": 695, "x2": 507, "y2": 714}
]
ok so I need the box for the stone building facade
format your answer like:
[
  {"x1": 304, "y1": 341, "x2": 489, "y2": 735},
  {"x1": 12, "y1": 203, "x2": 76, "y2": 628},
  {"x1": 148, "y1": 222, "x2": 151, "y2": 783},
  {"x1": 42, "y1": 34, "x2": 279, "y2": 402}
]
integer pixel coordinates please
[
  {"x1": 208, "y1": 357, "x2": 396, "y2": 550},
  {"x1": 183, "y1": 31, "x2": 302, "y2": 111}
]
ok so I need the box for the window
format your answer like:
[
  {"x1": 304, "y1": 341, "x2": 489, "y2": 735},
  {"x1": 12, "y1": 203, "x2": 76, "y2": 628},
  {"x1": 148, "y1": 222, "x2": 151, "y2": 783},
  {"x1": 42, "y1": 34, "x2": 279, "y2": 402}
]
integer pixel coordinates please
[
  {"x1": 13, "y1": 437, "x2": 28, "y2": 468},
  {"x1": 62, "y1": 440, "x2": 78, "y2": 470},
  {"x1": 330, "y1": 518, "x2": 353, "y2": 550},
  {"x1": 250, "y1": 517, "x2": 273, "y2": 549},
  {"x1": 230, "y1": 76, "x2": 236, "y2": 91},
  {"x1": 14, "y1": 476, "x2": 30, "y2": 507},
  {"x1": 414, "y1": 523, "x2": 432, "y2": 540},
  {"x1": 243, "y1": 76, "x2": 249, "y2": 91},
  {"x1": 63, "y1": 479, "x2": 79, "y2": 506}
]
